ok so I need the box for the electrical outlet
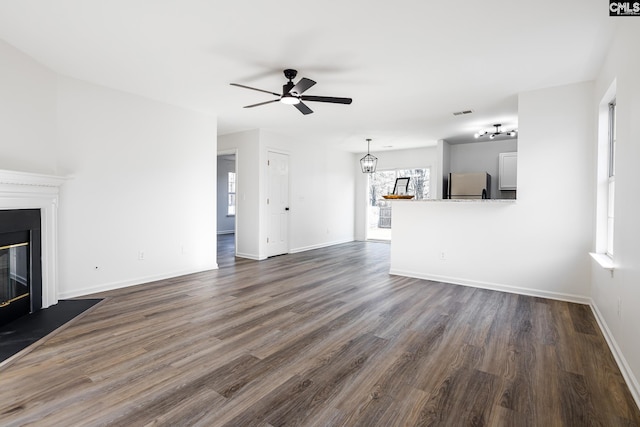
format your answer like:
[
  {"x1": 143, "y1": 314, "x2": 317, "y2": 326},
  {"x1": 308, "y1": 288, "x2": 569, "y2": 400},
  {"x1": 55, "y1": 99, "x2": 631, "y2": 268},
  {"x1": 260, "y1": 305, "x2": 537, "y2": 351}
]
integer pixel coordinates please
[
  {"x1": 439, "y1": 251, "x2": 446, "y2": 260},
  {"x1": 138, "y1": 251, "x2": 145, "y2": 261}
]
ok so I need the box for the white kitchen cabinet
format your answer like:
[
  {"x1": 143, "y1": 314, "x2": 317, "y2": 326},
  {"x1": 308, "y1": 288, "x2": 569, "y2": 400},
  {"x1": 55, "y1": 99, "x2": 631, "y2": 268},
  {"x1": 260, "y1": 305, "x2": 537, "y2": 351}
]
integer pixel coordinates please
[{"x1": 499, "y1": 152, "x2": 517, "y2": 190}]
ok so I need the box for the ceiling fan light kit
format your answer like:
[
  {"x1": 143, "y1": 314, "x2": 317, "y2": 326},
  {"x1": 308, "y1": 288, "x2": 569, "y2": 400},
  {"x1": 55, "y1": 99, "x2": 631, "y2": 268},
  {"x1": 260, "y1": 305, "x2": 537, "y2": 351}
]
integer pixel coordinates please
[
  {"x1": 474, "y1": 124, "x2": 518, "y2": 140},
  {"x1": 230, "y1": 69, "x2": 352, "y2": 115},
  {"x1": 280, "y1": 94, "x2": 300, "y2": 105}
]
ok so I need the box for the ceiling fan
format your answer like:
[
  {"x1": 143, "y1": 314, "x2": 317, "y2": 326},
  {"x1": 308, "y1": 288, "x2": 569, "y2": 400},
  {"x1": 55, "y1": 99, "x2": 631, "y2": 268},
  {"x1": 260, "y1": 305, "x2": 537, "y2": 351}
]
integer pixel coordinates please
[{"x1": 230, "y1": 69, "x2": 352, "y2": 115}]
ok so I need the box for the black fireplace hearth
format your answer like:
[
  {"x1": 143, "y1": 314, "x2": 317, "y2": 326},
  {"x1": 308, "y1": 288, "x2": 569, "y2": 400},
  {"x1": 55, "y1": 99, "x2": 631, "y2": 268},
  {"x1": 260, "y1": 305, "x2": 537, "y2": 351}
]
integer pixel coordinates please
[{"x1": 0, "y1": 298, "x2": 102, "y2": 363}]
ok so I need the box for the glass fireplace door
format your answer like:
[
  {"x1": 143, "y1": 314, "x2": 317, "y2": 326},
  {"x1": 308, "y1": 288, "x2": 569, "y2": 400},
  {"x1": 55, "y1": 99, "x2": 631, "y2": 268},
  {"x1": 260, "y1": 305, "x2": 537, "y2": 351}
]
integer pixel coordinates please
[{"x1": 0, "y1": 243, "x2": 30, "y2": 312}]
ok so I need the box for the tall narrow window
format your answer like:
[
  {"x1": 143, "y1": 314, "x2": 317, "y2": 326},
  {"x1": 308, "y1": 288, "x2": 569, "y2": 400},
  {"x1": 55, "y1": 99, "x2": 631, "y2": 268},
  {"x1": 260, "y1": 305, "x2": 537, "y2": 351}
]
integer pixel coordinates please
[
  {"x1": 592, "y1": 82, "x2": 616, "y2": 268},
  {"x1": 607, "y1": 100, "x2": 616, "y2": 256},
  {"x1": 227, "y1": 172, "x2": 236, "y2": 216}
]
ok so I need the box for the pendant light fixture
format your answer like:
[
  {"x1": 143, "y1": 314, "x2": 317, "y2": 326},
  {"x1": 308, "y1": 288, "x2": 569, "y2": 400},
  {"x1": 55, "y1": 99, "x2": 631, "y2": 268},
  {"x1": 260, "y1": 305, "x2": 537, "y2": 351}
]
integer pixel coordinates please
[{"x1": 360, "y1": 138, "x2": 378, "y2": 173}]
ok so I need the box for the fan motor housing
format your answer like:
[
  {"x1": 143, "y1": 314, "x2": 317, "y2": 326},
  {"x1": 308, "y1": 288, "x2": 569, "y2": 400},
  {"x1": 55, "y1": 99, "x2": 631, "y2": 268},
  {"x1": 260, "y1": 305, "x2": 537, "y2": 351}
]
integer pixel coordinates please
[{"x1": 284, "y1": 69, "x2": 298, "y2": 80}]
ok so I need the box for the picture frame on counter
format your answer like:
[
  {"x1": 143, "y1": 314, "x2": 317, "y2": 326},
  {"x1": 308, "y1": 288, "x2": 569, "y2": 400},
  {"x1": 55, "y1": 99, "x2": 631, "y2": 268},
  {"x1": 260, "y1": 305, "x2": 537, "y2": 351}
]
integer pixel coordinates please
[{"x1": 393, "y1": 177, "x2": 410, "y2": 195}]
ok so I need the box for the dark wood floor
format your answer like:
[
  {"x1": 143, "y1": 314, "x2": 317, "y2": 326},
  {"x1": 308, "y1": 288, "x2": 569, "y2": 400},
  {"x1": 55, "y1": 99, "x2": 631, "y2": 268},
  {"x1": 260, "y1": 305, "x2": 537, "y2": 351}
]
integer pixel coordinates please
[
  {"x1": 1, "y1": 239, "x2": 639, "y2": 426},
  {"x1": 216, "y1": 233, "x2": 238, "y2": 268}
]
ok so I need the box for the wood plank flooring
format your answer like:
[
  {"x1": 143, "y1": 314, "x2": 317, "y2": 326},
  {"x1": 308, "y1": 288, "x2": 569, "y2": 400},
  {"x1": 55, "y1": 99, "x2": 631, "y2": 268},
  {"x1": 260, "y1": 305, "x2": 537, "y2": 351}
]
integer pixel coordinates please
[{"x1": 1, "y1": 239, "x2": 639, "y2": 426}]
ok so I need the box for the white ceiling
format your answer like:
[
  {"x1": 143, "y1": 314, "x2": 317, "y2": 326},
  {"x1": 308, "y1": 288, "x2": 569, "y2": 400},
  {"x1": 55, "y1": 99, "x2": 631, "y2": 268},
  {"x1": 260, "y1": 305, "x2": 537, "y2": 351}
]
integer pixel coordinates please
[{"x1": 0, "y1": 0, "x2": 616, "y2": 152}]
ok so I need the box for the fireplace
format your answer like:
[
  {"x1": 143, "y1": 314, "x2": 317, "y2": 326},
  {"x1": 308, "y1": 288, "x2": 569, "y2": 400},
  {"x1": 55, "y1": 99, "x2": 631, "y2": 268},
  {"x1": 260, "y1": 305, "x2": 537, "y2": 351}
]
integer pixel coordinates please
[
  {"x1": 0, "y1": 209, "x2": 42, "y2": 327},
  {"x1": 0, "y1": 169, "x2": 65, "y2": 322}
]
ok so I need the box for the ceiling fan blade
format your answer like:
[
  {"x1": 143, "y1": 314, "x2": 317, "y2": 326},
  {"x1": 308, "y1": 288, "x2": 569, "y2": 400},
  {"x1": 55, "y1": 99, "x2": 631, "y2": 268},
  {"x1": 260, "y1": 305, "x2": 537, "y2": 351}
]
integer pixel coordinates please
[
  {"x1": 230, "y1": 83, "x2": 280, "y2": 97},
  {"x1": 290, "y1": 78, "x2": 316, "y2": 95},
  {"x1": 301, "y1": 95, "x2": 352, "y2": 104},
  {"x1": 294, "y1": 102, "x2": 313, "y2": 115},
  {"x1": 243, "y1": 99, "x2": 280, "y2": 108}
]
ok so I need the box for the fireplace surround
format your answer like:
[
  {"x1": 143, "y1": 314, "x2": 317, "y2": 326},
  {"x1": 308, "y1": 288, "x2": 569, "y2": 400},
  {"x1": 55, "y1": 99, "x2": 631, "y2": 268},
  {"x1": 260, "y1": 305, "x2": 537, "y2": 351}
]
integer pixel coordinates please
[{"x1": 0, "y1": 169, "x2": 65, "y2": 324}]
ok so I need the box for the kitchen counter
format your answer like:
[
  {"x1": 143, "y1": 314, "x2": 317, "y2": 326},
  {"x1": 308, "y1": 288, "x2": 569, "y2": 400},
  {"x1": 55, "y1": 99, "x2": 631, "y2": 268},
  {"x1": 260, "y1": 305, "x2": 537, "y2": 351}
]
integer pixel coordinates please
[
  {"x1": 389, "y1": 198, "x2": 521, "y2": 297},
  {"x1": 390, "y1": 198, "x2": 516, "y2": 203}
]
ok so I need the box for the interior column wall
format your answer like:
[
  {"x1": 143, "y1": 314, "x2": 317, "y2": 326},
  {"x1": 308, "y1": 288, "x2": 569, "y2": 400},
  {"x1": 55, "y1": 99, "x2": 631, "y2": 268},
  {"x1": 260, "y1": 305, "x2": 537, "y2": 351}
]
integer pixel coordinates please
[{"x1": 218, "y1": 130, "x2": 261, "y2": 259}]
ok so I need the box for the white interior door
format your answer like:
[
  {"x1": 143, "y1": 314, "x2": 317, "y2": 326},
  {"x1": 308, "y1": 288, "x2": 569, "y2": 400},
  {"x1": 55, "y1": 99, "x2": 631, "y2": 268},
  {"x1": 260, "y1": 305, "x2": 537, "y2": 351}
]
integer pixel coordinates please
[{"x1": 267, "y1": 151, "x2": 289, "y2": 257}]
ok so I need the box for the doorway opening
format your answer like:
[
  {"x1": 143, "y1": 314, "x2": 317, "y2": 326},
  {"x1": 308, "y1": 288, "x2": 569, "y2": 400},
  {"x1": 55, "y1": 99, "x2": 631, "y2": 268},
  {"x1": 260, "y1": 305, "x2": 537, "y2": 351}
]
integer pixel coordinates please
[
  {"x1": 366, "y1": 168, "x2": 431, "y2": 241},
  {"x1": 217, "y1": 151, "x2": 237, "y2": 267}
]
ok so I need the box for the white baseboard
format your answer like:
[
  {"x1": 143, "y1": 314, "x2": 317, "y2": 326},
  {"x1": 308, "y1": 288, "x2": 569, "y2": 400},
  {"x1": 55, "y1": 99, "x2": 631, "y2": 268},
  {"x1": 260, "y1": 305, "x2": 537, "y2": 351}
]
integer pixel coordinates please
[
  {"x1": 289, "y1": 238, "x2": 354, "y2": 254},
  {"x1": 236, "y1": 252, "x2": 266, "y2": 261},
  {"x1": 388, "y1": 269, "x2": 591, "y2": 304},
  {"x1": 235, "y1": 239, "x2": 354, "y2": 260},
  {"x1": 58, "y1": 264, "x2": 219, "y2": 299},
  {"x1": 590, "y1": 301, "x2": 640, "y2": 409}
]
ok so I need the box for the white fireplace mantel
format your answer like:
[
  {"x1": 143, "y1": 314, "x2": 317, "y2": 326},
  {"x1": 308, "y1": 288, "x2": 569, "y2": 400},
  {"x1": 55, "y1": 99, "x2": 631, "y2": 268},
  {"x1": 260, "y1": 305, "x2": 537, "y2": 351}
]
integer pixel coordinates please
[{"x1": 0, "y1": 169, "x2": 67, "y2": 309}]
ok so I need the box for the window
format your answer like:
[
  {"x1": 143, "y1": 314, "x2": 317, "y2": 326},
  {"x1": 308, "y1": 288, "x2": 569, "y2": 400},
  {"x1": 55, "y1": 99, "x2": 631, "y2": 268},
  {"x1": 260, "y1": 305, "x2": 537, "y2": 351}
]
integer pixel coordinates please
[
  {"x1": 366, "y1": 168, "x2": 430, "y2": 240},
  {"x1": 368, "y1": 168, "x2": 431, "y2": 205},
  {"x1": 227, "y1": 172, "x2": 236, "y2": 216},
  {"x1": 607, "y1": 100, "x2": 616, "y2": 256},
  {"x1": 592, "y1": 82, "x2": 616, "y2": 269}
]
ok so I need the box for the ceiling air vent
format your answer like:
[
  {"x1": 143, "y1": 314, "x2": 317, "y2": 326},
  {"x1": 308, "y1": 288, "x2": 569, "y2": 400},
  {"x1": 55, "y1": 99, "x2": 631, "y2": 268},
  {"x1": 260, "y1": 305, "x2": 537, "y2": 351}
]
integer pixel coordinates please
[{"x1": 453, "y1": 110, "x2": 474, "y2": 116}]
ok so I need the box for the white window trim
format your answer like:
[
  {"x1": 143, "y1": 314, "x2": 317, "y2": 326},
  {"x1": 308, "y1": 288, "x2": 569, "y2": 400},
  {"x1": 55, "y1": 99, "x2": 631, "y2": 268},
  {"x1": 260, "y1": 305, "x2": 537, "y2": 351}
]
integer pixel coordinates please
[
  {"x1": 227, "y1": 171, "x2": 236, "y2": 217},
  {"x1": 606, "y1": 99, "x2": 615, "y2": 258},
  {"x1": 591, "y1": 81, "x2": 616, "y2": 271}
]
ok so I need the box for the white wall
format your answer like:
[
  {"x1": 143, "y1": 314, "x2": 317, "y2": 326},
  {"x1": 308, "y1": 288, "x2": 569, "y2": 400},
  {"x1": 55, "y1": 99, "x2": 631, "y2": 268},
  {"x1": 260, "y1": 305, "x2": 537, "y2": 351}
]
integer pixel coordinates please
[
  {"x1": 354, "y1": 146, "x2": 439, "y2": 240},
  {"x1": 261, "y1": 130, "x2": 355, "y2": 254},
  {"x1": 55, "y1": 76, "x2": 218, "y2": 297},
  {"x1": 591, "y1": 22, "x2": 640, "y2": 404},
  {"x1": 0, "y1": 39, "x2": 57, "y2": 174},
  {"x1": 391, "y1": 81, "x2": 595, "y2": 302},
  {"x1": 217, "y1": 156, "x2": 236, "y2": 234},
  {"x1": 219, "y1": 130, "x2": 356, "y2": 259},
  {"x1": 0, "y1": 37, "x2": 219, "y2": 299}
]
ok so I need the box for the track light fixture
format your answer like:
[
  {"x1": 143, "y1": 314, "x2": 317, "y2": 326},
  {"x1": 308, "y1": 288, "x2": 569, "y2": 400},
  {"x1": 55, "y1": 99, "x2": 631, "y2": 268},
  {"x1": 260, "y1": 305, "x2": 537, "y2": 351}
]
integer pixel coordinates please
[{"x1": 474, "y1": 124, "x2": 517, "y2": 140}]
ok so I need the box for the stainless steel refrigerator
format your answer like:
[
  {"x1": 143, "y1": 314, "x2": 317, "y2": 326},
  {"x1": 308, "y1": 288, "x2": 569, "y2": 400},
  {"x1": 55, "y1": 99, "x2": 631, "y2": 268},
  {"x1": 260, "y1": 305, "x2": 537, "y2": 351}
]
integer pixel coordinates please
[{"x1": 448, "y1": 172, "x2": 491, "y2": 199}]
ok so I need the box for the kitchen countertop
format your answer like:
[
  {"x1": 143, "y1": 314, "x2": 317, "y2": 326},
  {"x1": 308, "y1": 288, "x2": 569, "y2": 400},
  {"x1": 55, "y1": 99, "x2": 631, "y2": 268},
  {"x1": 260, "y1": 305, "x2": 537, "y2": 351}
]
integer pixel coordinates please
[{"x1": 390, "y1": 198, "x2": 516, "y2": 203}]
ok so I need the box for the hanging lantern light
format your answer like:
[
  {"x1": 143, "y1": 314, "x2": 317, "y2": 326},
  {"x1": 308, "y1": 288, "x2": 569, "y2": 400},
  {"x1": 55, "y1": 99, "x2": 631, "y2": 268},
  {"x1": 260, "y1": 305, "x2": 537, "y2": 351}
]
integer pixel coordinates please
[{"x1": 360, "y1": 138, "x2": 378, "y2": 173}]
